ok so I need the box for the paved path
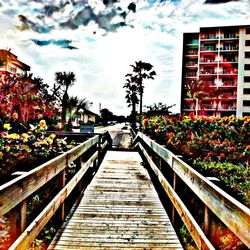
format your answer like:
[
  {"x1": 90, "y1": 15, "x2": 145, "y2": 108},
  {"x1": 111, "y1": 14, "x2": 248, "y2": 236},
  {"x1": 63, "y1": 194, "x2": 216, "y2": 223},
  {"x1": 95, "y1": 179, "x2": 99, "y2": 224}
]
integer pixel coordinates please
[
  {"x1": 95, "y1": 123, "x2": 132, "y2": 149},
  {"x1": 48, "y1": 151, "x2": 183, "y2": 249}
]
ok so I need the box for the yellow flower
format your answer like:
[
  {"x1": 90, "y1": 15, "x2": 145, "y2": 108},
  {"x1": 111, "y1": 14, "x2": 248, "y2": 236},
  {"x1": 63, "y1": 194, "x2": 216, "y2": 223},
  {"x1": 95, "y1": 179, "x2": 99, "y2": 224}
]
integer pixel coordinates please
[
  {"x1": 21, "y1": 133, "x2": 29, "y2": 142},
  {"x1": 8, "y1": 133, "x2": 20, "y2": 139},
  {"x1": 49, "y1": 133, "x2": 56, "y2": 139},
  {"x1": 22, "y1": 145, "x2": 30, "y2": 151},
  {"x1": 3, "y1": 123, "x2": 11, "y2": 130},
  {"x1": 39, "y1": 120, "x2": 46, "y2": 128}
]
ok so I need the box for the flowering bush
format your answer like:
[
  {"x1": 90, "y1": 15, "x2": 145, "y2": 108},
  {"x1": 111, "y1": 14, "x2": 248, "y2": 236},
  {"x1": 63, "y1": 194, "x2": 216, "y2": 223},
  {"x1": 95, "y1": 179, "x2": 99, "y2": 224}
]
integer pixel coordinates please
[
  {"x1": 0, "y1": 119, "x2": 74, "y2": 184},
  {"x1": 143, "y1": 115, "x2": 250, "y2": 205},
  {"x1": 0, "y1": 73, "x2": 58, "y2": 124}
]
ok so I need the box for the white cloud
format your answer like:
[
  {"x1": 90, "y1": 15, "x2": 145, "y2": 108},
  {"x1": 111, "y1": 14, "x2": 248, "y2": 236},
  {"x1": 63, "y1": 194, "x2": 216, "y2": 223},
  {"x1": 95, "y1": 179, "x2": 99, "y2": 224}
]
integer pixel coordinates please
[{"x1": 0, "y1": 0, "x2": 250, "y2": 115}]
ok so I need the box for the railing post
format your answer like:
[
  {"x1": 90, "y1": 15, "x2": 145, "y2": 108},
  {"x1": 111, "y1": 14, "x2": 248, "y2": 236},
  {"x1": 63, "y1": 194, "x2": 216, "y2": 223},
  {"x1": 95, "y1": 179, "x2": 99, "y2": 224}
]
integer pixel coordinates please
[
  {"x1": 60, "y1": 154, "x2": 68, "y2": 222},
  {"x1": 172, "y1": 172, "x2": 176, "y2": 226},
  {"x1": 20, "y1": 200, "x2": 27, "y2": 233},
  {"x1": 77, "y1": 155, "x2": 83, "y2": 193},
  {"x1": 171, "y1": 156, "x2": 176, "y2": 225},
  {"x1": 204, "y1": 204, "x2": 210, "y2": 236},
  {"x1": 61, "y1": 169, "x2": 66, "y2": 222},
  {"x1": 97, "y1": 134, "x2": 102, "y2": 167},
  {"x1": 8, "y1": 206, "x2": 21, "y2": 245}
]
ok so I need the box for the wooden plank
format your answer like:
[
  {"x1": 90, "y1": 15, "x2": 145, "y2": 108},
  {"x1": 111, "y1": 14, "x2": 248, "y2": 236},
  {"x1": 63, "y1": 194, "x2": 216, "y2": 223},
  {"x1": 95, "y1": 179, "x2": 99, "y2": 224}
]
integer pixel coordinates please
[
  {"x1": 49, "y1": 151, "x2": 183, "y2": 249},
  {"x1": 138, "y1": 143, "x2": 214, "y2": 250},
  {"x1": 136, "y1": 132, "x2": 250, "y2": 248},
  {"x1": 0, "y1": 136, "x2": 99, "y2": 216},
  {"x1": 9, "y1": 151, "x2": 98, "y2": 250}
]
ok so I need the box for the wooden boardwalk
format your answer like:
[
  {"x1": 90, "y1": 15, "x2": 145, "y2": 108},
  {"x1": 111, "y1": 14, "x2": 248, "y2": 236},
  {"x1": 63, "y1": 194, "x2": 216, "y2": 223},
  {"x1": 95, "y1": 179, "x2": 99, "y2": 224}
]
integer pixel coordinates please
[{"x1": 48, "y1": 151, "x2": 183, "y2": 249}]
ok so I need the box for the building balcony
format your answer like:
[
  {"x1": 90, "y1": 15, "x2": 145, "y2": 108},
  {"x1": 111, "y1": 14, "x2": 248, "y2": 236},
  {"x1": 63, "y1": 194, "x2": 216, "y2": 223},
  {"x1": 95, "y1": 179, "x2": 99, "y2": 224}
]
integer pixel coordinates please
[
  {"x1": 218, "y1": 105, "x2": 236, "y2": 111},
  {"x1": 200, "y1": 34, "x2": 217, "y2": 40},
  {"x1": 202, "y1": 104, "x2": 214, "y2": 110},
  {"x1": 218, "y1": 95, "x2": 237, "y2": 99},
  {"x1": 220, "y1": 81, "x2": 237, "y2": 87},
  {"x1": 220, "y1": 34, "x2": 239, "y2": 40},
  {"x1": 199, "y1": 60, "x2": 217, "y2": 65},
  {"x1": 186, "y1": 39, "x2": 199, "y2": 45},
  {"x1": 185, "y1": 72, "x2": 198, "y2": 78},
  {"x1": 185, "y1": 62, "x2": 198, "y2": 67},
  {"x1": 199, "y1": 71, "x2": 216, "y2": 75},
  {"x1": 185, "y1": 50, "x2": 198, "y2": 56},
  {"x1": 220, "y1": 46, "x2": 239, "y2": 52},
  {"x1": 200, "y1": 47, "x2": 217, "y2": 52},
  {"x1": 183, "y1": 105, "x2": 195, "y2": 110},
  {"x1": 221, "y1": 70, "x2": 238, "y2": 75},
  {"x1": 219, "y1": 60, "x2": 238, "y2": 65}
]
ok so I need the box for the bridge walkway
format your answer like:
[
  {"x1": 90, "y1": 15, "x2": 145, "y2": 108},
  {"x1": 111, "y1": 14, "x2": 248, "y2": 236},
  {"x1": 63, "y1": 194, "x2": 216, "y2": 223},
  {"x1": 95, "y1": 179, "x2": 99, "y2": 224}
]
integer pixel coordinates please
[{"x1": 48, "y1": 150, "x2": 183, "y2": 249}]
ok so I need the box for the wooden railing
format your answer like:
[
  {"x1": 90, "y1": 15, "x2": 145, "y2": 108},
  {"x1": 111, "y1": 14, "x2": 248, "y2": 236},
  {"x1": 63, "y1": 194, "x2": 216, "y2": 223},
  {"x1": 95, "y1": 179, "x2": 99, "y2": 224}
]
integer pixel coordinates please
[
  {"x1": 0, "y1": 131, "x2": 112, "y2": 250},
  {"x1": 133, "y1": 132, "x2": 250, "y2": 250}
]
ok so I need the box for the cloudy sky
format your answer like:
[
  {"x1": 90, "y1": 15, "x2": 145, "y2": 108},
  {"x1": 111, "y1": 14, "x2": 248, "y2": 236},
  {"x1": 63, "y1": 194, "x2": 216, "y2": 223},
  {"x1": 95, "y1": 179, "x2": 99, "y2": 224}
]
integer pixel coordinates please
[{"x1": 0, "y1": 0, "x2": 249, "y2": 115}]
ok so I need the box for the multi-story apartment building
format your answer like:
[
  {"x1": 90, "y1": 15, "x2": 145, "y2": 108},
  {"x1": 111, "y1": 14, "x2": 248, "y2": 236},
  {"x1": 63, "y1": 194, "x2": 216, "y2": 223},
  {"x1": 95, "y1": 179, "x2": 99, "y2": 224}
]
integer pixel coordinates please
[
  {"x1": 0, "y1": 49, "x2": 30, "y2": 75},
  {"x1": 181, "y1": 25, "x2": 250, "y2": 117}
]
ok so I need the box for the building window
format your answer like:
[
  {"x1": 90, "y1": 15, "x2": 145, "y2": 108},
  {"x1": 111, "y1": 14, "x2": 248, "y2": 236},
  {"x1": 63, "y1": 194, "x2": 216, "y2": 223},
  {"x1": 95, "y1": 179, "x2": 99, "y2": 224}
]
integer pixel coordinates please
[
  {"x1": 246, "y1": 28, "x2": 250, "y2": 34},
  {"x1": 244, "y1": 76, "x2": 250, "y2": 82},
  {"x1": 245, "y1": 52, "x2": 250, "y2": 58},
  {"x1": 244, "y1": 64, "x2": 250, "y2": 70},
  {"x1": 243, "y1": 112, "x2": 250, "y2": 116},
  {"x1": 246, "y1": 40, "x2": 250, "y2": 46},
  {"x1": 243, "y1": 88, "x2": 250, "y2": 94},
  {"x1": 243, "y1": 100, "x2": 250, "y2": 106}
]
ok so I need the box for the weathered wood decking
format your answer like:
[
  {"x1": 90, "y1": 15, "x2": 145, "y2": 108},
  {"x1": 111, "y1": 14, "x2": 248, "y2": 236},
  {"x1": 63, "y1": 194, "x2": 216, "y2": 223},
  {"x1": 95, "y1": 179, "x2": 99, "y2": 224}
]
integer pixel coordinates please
[{"x1": 48, "y1": 151, "x2": 183, "y2": 249}]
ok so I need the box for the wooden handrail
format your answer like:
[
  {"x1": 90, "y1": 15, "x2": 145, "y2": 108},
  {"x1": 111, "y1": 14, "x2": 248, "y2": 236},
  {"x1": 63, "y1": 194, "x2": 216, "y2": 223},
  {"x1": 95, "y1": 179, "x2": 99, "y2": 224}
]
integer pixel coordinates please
[
  {"x1": 0, "y1": 132, "x2": 112, "y2": 249},
  {"x1": 9, "y1": 151, "x2": 99, "y2": 250},
  {"x1": 0, "y1": 135, "x2": 99, "y2": 216},
  {"x1": 134, "y1": 132, "x2": 250, "y2": 248},
  {"x1": 138, "y1": 143, "x2": 215, "y2": 250}
]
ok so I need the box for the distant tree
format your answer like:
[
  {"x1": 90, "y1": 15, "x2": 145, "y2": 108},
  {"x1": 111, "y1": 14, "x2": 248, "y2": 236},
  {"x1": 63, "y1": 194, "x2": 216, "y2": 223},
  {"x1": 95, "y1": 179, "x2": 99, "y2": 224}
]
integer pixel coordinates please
[
  {"x1": 100, "y1": 108, "x2": 113, "y2": 125},
  {"x1": 145, "y1": 102, "x2": 176, "y2": 116},
  {"x1": 67, "y1": 96, "x2": 89, "y2": 128},
  {"x1": 125, "y1": 61, "x2": 156, "y2": 130},
  {"x1": 54, "y1": 71, "x2": 76, "y2": 129}
]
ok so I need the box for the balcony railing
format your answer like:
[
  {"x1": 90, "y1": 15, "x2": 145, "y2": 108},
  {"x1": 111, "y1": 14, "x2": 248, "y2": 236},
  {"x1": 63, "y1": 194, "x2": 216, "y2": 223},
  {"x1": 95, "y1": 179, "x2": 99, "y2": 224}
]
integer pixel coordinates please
[
  {"x1": 183, "y1": 105, "x2": 195, "y2": 110},
  {"x1": 221, "y1": 34, "x2": 239, "y2": 39},
  {"x1": 200, "y1": 59, "x2": 216, "y2": 63},
  {"x1": 219, "y1": 105, "x2": 236, "y2": 110},
  {"x1": 186, "y1": 72, "x2": 197, "y2": 77},
  {"x1": 202, "y1": 104, "x2": 214, "y2": 110},
  {"x1": 200, "y1": 47, "x2": 216, "y2": 51},
  {"x1": 185, "y1": 50, "x2": 198, "y2": 55},
  {"x1": 221, "y1": 45, "x2": 239, "y2": 51},
  {"x1": 222, "y1": 70, "x2": 238, "y2": 75},
  {"x1": 221, "y1": 81, "x2": 237, "y2": 87},
  {"x1": 200, "y1": 34, "x2": 217, "y2": 40},
  {"x1": 186, "y1": 39, "x2": 199, "y2": 45},
  {"x1": 200, "y1": 70, "x2": 216, "y2": 75},
  {"x1": 186, "y1": 62, "x2": 198, "y2": 66}
]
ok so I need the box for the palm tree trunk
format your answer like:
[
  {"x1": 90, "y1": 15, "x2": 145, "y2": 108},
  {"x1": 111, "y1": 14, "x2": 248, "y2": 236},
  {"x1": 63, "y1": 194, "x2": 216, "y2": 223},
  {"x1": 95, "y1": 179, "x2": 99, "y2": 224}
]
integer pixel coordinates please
[
  {"x1": 139, "y1": 91, "x2": 143, "y2": 131},
  {"x1": 132, "y1": 102, "x2": 136, "y2": 132}
]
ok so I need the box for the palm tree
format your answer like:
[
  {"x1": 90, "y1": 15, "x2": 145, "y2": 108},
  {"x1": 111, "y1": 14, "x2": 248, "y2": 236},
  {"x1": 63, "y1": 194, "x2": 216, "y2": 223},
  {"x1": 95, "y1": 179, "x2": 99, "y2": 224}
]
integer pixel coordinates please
[
  {"x1": 189, "y1": 80, "x2": 210, "y2": 115},
  {"x1": 55, "y1": 71, "x2": 76, "y2": 130},
  {"x1": 124, "y1": 77, "x2": 139, "y2": 131},
  {"x1": 125, "y1": 61, "x2": 156, "y2": 130}
]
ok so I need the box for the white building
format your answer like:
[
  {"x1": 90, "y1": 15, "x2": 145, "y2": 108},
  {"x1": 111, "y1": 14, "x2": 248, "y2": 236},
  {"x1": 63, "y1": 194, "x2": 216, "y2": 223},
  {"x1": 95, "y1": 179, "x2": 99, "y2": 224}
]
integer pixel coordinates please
[{"x1": 181, "y1": 25, "x2": 250, "y2": 117}]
